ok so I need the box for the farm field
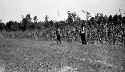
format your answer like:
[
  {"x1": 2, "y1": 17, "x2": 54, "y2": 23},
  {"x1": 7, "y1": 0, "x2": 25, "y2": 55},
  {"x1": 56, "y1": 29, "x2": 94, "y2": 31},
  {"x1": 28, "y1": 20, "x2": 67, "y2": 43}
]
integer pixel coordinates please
[
  {"x1": 0, "y1": 0, "x2": 125, "y2": 71},
  {"x1": 0, "y1": 32, "x2": 125, "y2": 72}
]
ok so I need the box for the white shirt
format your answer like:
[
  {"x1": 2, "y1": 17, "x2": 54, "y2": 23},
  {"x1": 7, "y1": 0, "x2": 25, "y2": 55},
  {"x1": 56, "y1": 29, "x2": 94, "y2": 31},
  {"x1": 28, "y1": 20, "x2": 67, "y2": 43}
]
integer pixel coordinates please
[{"x1": 82, "y1": 27, "x2": 85, "y2": 33}]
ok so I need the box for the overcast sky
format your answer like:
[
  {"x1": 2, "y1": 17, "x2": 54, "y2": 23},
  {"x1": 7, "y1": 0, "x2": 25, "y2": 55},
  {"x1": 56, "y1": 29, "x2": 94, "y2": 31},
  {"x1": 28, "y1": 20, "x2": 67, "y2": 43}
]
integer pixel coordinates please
[{"x1": 0, "y1": 0, "x2": 125, "y2": 23}]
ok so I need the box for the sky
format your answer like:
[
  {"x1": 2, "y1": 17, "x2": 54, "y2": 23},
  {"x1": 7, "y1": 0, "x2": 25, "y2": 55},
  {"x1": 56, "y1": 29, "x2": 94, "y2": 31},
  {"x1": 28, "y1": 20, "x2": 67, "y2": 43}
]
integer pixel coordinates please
[{"x1": 0, "y1": 0, "x2": 125, "y2": 23}]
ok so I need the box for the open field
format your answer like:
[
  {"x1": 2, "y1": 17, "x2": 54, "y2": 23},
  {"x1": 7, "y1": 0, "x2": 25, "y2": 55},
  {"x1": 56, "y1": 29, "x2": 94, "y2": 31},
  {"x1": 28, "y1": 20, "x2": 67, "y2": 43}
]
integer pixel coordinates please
[{"x1": 0, "y1": 32, "x2": 125, "y2": 72}]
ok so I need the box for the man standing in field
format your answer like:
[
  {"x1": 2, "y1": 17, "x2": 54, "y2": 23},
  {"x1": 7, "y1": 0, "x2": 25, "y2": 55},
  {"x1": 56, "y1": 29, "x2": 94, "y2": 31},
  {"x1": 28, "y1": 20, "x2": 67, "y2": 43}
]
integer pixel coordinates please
[
  {"x1": 56, "y1": 28, "x2": 61, "y2": 45},
  {"x1": 80, "y1": 23, "x2": 87, "y2": 45}
]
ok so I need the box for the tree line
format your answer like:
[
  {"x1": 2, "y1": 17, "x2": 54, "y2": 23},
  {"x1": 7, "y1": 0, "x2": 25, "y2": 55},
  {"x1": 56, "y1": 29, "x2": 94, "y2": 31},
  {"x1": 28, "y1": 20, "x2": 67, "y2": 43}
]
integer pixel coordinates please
[
  {"x1": 0, "y1": 11, "x2": 124, "y2": 32},
  {"x1": 0, "y1": 11, "x2": 125, "y2": 44},
  {"x1": 0, "y1": 11, "x2": 80, "y2": 31}
]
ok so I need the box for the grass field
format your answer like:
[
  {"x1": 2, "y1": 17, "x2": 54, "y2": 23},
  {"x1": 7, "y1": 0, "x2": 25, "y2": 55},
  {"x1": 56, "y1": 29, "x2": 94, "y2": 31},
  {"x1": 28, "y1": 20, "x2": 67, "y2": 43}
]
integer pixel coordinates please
[{"x1": 0, "y1": 32, "x2": 125, "y2": 72}]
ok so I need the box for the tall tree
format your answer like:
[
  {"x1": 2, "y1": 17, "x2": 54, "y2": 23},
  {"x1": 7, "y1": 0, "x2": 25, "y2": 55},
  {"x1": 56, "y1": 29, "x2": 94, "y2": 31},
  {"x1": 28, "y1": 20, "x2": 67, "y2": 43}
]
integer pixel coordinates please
[
  {"x1": 0, "y1": 22, "x2": 5, "y2": 31},
  {"x1": 21, "y1": 14, "x2": 32, "y2": 31},
  {"x1": 45, "y1": 15, "x2": 49, "y2": 22},
  {"x1": 67, "y1": 11, "x2": 73, "y2": 24},
  {"x1": 33, "y1": 16, "x2": 38, "y2": 23}
]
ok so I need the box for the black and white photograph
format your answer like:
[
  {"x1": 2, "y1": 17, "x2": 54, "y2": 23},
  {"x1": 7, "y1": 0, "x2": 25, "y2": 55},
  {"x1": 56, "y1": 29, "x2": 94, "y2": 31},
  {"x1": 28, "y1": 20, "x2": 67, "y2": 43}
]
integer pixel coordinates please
[{"x1": 0, "y1": 0, "x2": 125, "y2": 72}]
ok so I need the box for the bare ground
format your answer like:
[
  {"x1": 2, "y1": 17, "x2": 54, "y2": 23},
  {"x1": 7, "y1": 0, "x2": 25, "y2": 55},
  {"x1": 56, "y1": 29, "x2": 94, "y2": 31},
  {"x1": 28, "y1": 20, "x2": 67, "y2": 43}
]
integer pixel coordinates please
[{"x1": 0, "y1": 36, "x2": 125, "y2": 72}]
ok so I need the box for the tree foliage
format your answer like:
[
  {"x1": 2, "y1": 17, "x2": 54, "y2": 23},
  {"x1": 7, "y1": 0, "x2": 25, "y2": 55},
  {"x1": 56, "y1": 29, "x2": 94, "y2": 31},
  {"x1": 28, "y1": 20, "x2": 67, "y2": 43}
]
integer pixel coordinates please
[{"x1": 0, "y1": 12, "x2": 124, "y2": 35}]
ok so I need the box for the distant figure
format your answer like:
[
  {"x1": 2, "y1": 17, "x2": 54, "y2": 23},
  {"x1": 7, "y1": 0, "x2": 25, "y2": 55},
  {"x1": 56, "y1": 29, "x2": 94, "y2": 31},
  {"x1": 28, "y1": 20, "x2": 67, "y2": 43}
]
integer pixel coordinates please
[
  {"x1": 80, "y1": 24, "x2": 87, "y2": 45},
  {"x1": 56, "y1": 28, "x2": 61, "y2": 45},
  {"x1": 0, "y1": 33, "x2": 3, "y2": 38}
]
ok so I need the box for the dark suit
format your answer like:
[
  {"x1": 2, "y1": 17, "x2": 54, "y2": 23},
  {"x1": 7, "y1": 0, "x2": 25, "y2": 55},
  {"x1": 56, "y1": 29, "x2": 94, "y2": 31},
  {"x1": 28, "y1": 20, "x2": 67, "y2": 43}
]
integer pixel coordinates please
[
  {"x1": 56, "y1": 30, "x2": 61, "y2": 44},
  {"x1": 80, "y1": 26, "x2": 87, "y2": 45}
]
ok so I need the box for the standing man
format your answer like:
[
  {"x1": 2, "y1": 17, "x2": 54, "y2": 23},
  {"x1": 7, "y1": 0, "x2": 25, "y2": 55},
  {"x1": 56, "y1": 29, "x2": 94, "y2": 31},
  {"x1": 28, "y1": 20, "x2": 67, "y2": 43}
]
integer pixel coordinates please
[
  {"x1": 56, "y1": 28, "x2": 61, "y2": 45},
  {"x1": 80, "y1": 23, "x2": 87, "y2": 45}
]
